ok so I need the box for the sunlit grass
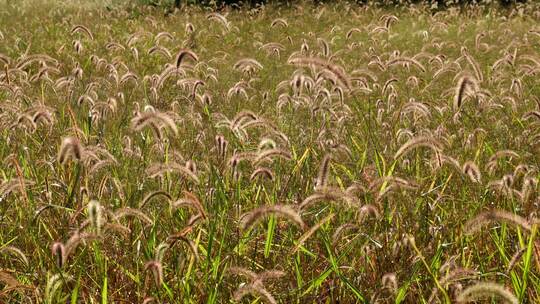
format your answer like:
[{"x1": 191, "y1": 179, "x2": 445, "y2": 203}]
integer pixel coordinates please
[{"x1": 1, "y1": 0, "x2": 540, "y2": 303}]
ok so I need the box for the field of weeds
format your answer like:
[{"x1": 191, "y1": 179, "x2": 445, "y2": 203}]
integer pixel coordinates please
[{"x1": 1, "y1": 0, "x2": 540, "y2": 302}]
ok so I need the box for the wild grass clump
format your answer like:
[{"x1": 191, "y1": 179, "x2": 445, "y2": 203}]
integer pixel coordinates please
[{"x1": 1, "y1": 0, "x2": 540, "y2": 303}]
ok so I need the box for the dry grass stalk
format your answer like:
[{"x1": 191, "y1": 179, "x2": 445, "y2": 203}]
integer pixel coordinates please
[
  {"x1": 456, "y1": 282, "x2": 517, "y2": 304},
  {"x1": 453, "y1": 74, "x2": 478, "y2": 111},
  {"x1": 464, "y1": 210, "x2": 532, "y2": 234},
  {"x1": 240, "y1": 205, "x2": 305, "y2": 231},
  {"x1": 288, "y1": 56, "x2": 351, "y2": 90},
  {"x1": 315, "y1": 154, "x2": 332, "y2": 189},
  {"x1": 291, "y1": 213, "x2": 335, "y2": 254},
  {"x1": 58, "y1": 136, "x2": 83, "y2": 164},
  {"x1": 394, "y1": 136, "x2": 442, "y2": 159}
]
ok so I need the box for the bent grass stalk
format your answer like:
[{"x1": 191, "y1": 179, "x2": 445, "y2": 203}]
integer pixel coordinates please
[{"x1": 408, "y1": 236, "x2": 450, "y2": 304}]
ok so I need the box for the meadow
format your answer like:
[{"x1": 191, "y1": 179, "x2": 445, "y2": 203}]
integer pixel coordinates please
[{"x1": 1, "y1": 0, "x2": 540, "y2": 302}]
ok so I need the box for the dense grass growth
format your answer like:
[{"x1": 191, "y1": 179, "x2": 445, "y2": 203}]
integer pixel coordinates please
[{"x1": 1, "y1": 0, "x2": 540, "y2": 302}]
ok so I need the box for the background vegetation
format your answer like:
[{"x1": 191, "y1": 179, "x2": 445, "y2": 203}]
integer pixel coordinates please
[{"x1": 1, "y1": 0, "x2": 540, "y2": 303}]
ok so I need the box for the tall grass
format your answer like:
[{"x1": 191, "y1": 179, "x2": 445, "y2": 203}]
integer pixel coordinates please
[{"x1": 1, "y1": 0, "x2": 540, "y2": 302}]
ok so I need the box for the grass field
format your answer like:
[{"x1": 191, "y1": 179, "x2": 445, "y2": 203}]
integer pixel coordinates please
[{"x1": 1, "y1": 0, "x2": 540, "y2": 303}]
